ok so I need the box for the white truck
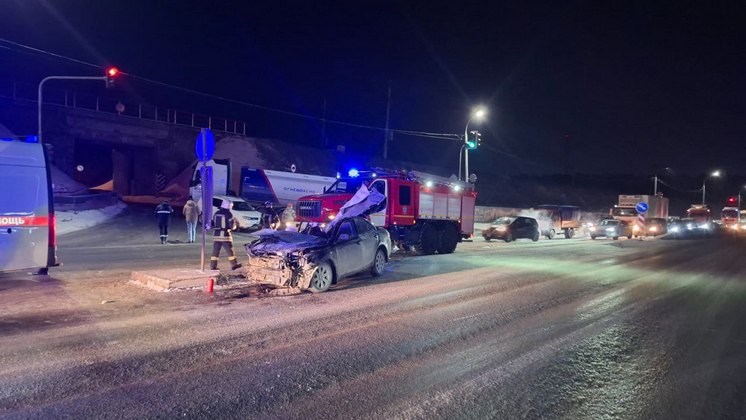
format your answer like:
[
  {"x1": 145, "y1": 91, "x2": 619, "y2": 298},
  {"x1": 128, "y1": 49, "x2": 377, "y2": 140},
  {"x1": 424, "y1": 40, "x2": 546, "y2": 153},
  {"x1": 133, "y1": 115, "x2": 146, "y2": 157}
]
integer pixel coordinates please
[
  {"x1": 611, "y1": 194, "x2": 669, "y2": 228},
  {"x1": 239, "y1": 167, "x2": 336, "y2": 207}
]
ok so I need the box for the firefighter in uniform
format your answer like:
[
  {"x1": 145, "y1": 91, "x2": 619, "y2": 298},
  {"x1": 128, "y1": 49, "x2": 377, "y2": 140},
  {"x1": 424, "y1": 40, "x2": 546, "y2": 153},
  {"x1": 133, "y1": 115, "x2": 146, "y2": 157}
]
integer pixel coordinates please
[
  {"x1": 210, "y1": 199, "x2": 242, "y2": 270},
  {"x1": 155, "y1": 200, "x2": 174, "y2": 244}
]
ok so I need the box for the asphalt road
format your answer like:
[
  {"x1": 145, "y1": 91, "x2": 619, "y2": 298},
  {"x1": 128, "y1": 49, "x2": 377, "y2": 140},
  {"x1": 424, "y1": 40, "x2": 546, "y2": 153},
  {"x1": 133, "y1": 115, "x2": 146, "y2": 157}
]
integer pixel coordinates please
[{"x1": 2, "y1": 210, "x2": 746, "y2": 419}]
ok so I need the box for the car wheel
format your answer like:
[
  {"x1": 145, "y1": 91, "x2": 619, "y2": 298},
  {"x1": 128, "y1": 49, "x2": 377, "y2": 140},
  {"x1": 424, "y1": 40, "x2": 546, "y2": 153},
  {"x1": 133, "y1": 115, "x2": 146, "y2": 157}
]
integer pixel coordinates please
[
  {"x1": 309, "y1": 262, "x2": 333, "y2": 293},
  {"x1": 504, "y1": 233, "x2": 513, "y2": 242},
  {"x1": 591, "y1": 235, "x2": 596, "y2": 240},
  {"x1": 613, "y1": 236, "x2": 619, "y2": 240},
  {"x1": 627, "y1": 235, "x2": 632, "y2": 239},
  {"x1": 371, "y1": 248, "x2": 386, "y2": 277},
  {"x1": 547, "y1": 229, "x2": 556, "y2": 239},
  {"x1": 484, "y1": 236, "x2": 491, "y2": 242},
  {"x1": 532, "y1": 231, "x2": 539, "y2": 242}
]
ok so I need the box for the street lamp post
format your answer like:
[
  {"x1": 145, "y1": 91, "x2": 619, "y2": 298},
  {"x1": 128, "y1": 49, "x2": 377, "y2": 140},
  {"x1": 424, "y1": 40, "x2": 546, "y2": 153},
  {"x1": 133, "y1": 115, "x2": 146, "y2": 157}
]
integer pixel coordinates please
[
  {"x1": 462, "y1": 107, "x2": 486, "y2": 182},
  {"x1": 38, "y1": 69, "x2": 117, "y2": 143},
  {"x1": 701, "y1": 170, "x2": 720, "y2": 205}
]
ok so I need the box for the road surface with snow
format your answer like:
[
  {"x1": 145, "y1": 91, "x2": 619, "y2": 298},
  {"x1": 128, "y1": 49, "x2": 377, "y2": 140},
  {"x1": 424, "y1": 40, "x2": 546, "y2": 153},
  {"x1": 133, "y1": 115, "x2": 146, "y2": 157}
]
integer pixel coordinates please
[{"x1": 1, "y1": 208, "x2": 745, "y2": 419}]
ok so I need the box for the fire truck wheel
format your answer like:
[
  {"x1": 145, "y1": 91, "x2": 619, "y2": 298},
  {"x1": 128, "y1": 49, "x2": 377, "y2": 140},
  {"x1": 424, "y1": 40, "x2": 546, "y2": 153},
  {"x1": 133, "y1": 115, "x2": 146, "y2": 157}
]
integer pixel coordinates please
[
  {"x1": 309, "y1": 262, "x2": 333, "y2": 293},
  {"x1": 414, "y1": 223, "x2": 438, "y2": 255},
  {"x1": 565, "y1": 228, "x2": 575, "y2": 239},
  {"x1": 437, "y1": 224, "x2": 459, "y2": 254},
  {"x1": 546, "y1": 229, "x2": 556, "y2": 239}
]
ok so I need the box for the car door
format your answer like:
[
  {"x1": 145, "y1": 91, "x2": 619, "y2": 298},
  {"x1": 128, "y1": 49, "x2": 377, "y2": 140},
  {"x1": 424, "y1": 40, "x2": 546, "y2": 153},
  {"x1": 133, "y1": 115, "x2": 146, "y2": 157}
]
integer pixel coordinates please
[
  {"x1": 515, "y1": 218, "x2": 528, "y2": 238},
  {"x1": 354, "y1": 218, "x2": 379, "y2": 268},
  {"x1": 331, "y1": 219, "x2": 364, "y2": 278}
]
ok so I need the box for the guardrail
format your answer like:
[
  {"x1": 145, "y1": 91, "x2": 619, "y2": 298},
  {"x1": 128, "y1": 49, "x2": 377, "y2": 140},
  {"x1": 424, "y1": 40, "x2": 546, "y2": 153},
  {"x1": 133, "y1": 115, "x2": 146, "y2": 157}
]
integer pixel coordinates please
[{"x1": 0, "y1": 79, "x2": 247, "y2": 135}]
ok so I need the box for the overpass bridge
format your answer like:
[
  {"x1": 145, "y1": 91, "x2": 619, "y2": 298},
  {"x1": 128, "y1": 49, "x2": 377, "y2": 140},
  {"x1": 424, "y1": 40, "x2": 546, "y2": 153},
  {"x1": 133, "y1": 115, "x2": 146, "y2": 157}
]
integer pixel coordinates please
[{"x1": 0, "y1": 80, "x2": 249, "y2": 196}]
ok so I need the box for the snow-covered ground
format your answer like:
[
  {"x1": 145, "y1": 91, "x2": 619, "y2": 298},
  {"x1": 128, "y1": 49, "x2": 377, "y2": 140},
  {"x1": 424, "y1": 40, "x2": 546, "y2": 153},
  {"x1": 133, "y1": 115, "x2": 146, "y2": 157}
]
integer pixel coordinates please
[{"x1": 56, "y1": 202, "x2": 127, "y2": 235}]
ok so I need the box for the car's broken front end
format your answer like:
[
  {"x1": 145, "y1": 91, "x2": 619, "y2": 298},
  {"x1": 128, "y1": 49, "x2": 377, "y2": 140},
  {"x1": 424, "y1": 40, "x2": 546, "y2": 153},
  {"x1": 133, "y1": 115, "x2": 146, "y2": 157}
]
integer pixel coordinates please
[{"x1": 245, "y1": 230, "x2": 328, "y2": 290}]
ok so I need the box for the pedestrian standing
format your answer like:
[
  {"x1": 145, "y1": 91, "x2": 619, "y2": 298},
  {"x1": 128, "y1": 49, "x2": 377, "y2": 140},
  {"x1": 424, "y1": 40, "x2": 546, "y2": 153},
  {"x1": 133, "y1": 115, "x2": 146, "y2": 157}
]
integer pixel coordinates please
[
  {"x1": 155, "y1": 200, "x2": 173, "y2": 244},
  {"x1": 210, "y1": 199, "x2": 242, "y2": 270},
  {"x1": 182, "y1": 196, "x2": 199, "y2": 243}
]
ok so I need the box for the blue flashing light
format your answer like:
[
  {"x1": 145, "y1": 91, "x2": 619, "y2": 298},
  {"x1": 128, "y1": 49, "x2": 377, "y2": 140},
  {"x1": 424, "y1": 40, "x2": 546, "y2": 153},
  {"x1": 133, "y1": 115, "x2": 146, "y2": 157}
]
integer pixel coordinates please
[
  {"x1": 0, "y1": 137, "x2": 13, "y2": 142},
  {"x1": 25, "y1": 135, "x2": 39, "y2": 143},
  {"x1": 348, "y1": 168, "x2": 360, "y2": 178}
]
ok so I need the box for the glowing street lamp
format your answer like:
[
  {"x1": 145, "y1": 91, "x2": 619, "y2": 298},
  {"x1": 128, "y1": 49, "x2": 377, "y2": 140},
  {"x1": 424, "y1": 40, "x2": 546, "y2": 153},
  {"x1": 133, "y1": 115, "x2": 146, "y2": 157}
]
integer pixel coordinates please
[
  {"x1": 701, "y1": 169, "x2": 720, "y2": 205},
  {"x1": 460, "y1": 106, "x2": 487, "y2": 182}
]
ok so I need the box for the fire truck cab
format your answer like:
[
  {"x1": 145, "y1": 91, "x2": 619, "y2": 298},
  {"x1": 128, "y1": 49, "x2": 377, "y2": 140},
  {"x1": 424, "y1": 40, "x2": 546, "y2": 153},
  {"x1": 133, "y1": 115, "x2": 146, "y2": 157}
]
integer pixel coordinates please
[{"x1": 296, "y1": 169, "x2": 476, "y2": 255}]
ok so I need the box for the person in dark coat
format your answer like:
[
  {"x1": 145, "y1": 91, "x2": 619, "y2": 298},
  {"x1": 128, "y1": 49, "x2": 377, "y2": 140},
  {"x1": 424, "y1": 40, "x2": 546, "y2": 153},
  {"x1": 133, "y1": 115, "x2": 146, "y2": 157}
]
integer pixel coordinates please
[
  {"x1": 210, "y1": 199, "x2": 242, "y2": 270},
  {"x1": 155, "y1": 200, "x2": 174, "y2": 244}
]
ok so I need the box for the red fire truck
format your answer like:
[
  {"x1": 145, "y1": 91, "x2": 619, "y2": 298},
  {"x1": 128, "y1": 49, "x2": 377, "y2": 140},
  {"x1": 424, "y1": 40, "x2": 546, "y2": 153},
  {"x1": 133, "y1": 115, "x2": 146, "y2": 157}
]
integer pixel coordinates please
[{"x1": 296, "y1": 169, "x2": 477, "y2": 255}]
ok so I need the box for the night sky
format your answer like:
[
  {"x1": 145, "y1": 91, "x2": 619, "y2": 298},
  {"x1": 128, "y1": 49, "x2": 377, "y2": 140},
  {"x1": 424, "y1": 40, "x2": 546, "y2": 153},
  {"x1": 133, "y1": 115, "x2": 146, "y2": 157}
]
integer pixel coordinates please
[{"x1": 2, "y1": 1, "x2": 745, "y2": 178}]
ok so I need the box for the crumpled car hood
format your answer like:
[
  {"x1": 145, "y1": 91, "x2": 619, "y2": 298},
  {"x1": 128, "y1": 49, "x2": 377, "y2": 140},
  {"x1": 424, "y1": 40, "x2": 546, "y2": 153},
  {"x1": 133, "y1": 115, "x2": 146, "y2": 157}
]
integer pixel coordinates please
[{"x1": 247, "y1": 229, "x2": 328, "y2": 255}]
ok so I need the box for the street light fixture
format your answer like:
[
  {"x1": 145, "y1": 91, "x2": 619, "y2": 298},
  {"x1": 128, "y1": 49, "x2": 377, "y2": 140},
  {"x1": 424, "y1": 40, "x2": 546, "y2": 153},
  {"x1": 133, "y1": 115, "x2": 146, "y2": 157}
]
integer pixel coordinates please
[
  {"x1": 701, "y1": 169, "x2": 720, "y2": 205},
  {"x1": 460, "y1": 106, "x2": 487, "y2": 182},
  {"x1": 38, "y1": 68, "x2": 119, "y2": 144}
]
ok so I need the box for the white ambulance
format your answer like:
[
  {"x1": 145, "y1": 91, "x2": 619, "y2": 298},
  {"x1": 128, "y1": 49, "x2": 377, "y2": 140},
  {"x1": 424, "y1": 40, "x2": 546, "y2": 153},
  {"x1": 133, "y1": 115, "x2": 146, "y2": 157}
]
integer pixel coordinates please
[{"x1": 0, "y1": 130, "x2": 59, "y2": 274}]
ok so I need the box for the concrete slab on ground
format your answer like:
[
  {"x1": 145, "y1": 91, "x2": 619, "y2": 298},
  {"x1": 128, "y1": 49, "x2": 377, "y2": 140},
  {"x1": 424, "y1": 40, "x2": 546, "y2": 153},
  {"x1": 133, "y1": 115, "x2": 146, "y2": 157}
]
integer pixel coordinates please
[{"x1": 131, "y1": 268, "x2": 221, "y2": 291}]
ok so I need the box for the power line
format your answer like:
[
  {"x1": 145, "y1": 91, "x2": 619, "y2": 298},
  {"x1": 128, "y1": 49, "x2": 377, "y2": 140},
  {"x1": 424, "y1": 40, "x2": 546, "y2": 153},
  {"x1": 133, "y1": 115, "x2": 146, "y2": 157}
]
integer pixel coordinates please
[{"x1": 0, "y1": 38, "x2": 461, "y2": 141}]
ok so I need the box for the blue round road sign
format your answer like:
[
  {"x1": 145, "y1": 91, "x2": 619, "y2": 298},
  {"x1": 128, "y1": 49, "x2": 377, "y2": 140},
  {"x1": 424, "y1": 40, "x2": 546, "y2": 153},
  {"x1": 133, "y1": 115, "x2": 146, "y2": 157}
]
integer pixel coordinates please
[
  {"x1": 195, "y1": 129, "x2": 215, "y2": 161},
  {"x1": 636, "y1": 202, "x2": 649, "y2": 213}
]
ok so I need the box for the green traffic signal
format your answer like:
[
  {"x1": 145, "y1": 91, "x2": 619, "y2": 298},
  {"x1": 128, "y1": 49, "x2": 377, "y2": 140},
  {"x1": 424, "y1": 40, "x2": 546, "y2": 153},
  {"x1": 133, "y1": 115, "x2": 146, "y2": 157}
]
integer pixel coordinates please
[{"x1": 466, "y1": 140, "x2": 477, "y2": 149}]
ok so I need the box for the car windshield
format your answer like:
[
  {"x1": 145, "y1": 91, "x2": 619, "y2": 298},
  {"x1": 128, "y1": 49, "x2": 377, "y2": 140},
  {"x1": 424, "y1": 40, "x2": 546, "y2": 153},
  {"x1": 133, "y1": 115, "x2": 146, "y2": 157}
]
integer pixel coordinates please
[
  {"x1": 611, "y1": 207, "x2": 638, "y2": 217},
  {"x1": 231, "y1": 201, "x2": 254, "y2": 211},
  {"x1": 494, "y1": 217, "x2": 516, "y2": 225},
  {"x1": 326, "y1": 178, "x2": 366, "y2": 194},
  {"x1": 600, "y1": 219, "x2": 619, "y2": 226}
]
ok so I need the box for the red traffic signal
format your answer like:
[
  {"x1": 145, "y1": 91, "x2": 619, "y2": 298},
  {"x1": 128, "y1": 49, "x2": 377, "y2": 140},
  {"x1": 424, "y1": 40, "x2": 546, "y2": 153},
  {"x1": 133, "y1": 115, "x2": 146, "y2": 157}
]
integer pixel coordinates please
[
  {"x1": 727, "y1": 196, "x2": 737, "y2": 205},
  {"x1": 105, "y1": 67, "x2": 119, "y2": 88}
]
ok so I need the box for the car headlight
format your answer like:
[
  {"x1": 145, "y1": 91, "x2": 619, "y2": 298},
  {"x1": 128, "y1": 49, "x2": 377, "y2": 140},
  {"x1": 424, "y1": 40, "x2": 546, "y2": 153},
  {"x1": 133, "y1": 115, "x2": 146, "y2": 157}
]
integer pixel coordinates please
[
  {"x1": 649, "y1": 226, "x2": 658, "y2": 232},
  {"x1": 496, "y1": 226, "x2": 507, "y2": 232},
  {"x1": 670, "y1": 226, "x2": 680, "y2": 233},
  {"x1": 633, "y1": 225, "x2": 640, "y2": 232},
  {"x1": 730, "y1": 224, "x2": 739, "y2": 230},
  {"x1": 700, "y1": 224, "x2": 710, "y2": 230},
  {"x1": 328, "y1": 214, "x2": 336, "y2": 220}
]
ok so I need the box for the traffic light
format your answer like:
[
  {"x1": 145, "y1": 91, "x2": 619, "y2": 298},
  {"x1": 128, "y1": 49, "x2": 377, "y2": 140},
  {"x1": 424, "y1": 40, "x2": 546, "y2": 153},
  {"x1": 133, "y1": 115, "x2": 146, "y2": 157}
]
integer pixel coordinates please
[
  {"x1": 466, "y1": 130, "x2": 481, "y2": 150},
  {"x1": 727, "y1": 196, "x2": 737, "y2": 206},
  {"x1": 105, "y1": 67, "x2": 119, "y2": 88}
]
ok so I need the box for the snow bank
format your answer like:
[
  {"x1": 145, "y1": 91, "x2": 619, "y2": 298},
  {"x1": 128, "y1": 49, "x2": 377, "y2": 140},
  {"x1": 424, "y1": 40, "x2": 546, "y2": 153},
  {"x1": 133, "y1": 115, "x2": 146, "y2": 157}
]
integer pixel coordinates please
[
  {"x1": 56, "y1": 201, "x2": 127, "y2": 235},
  {"x1": 50, "y1": 165, "x2": 88, "y2": 195}
]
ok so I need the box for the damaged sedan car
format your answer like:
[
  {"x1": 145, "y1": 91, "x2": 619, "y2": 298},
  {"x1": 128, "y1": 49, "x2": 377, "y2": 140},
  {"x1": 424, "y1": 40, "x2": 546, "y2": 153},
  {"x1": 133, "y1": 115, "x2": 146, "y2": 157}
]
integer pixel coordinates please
[{"x1": 245, "y1": 217, "x2": 392, "y2": 292}]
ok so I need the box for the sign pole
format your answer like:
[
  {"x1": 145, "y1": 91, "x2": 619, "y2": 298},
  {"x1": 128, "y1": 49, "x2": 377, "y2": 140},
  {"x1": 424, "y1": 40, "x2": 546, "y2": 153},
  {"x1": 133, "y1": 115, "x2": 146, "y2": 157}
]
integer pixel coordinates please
[
  {"x1": 200, "y1": 129, "x2": 206, "y2": 271},
  {"x1": 636, "y1": 201, "x2": 648, "y2": 240}
]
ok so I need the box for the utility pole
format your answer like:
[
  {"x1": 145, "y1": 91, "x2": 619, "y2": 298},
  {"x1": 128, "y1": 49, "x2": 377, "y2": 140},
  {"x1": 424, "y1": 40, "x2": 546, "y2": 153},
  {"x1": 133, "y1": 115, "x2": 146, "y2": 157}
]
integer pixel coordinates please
[{"x1": 383, "y1": 81, "x2": 392, "y2": 160}]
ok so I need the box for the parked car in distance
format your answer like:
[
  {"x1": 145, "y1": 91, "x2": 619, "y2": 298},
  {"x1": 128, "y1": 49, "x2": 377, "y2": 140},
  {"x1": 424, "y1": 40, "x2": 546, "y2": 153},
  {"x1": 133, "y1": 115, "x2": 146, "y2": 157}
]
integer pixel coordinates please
[
  {"x1": 483, "y1": 216, "x2": 540, "y2": 242},
  {"x1": 199, "y1": 195, "x2": 262, "y2": 231},
  {"x1": 589, "y1": 219, "x2": 633, "y2": 240},
  {"x1": 245, "y1": 216, "x2": 392, "y2": 293},
  {"x1": 645, "y1": 217, "x2": 667, "y2": 236}
]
